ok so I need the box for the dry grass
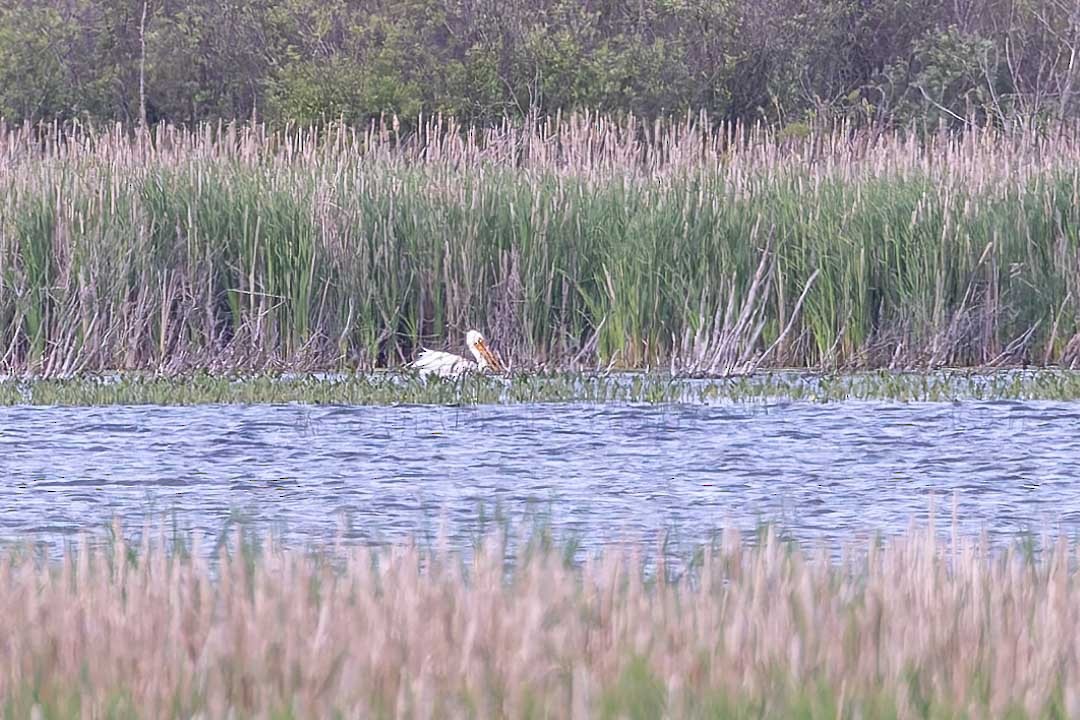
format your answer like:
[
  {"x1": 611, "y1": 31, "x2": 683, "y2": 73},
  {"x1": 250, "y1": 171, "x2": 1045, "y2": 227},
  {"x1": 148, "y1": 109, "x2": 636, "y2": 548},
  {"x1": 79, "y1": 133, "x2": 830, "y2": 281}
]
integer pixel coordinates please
[
  {"x1": 2, "y1": 522, "x2": 1079, "y2": 718},
  {"x1": 3, "y1": 117, "x2": 1080, "y2": 376}
]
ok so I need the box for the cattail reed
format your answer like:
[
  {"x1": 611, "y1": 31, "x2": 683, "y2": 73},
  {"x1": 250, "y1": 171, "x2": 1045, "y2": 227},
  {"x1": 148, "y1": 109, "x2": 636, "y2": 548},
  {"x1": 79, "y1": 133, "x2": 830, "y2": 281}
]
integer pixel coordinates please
[
  {"x1": 2, "y1": 117, "x2": 1080, "y2": 376},
  {"x1": 1, "y1": 524, "x2": 1078, "y2": 718}
]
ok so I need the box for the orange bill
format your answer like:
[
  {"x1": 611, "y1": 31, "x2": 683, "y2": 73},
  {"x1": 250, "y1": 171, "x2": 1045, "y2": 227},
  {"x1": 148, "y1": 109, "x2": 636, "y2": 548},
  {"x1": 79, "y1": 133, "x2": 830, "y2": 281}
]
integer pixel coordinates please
[{"x1": 475, "y1": 339, "x2": 502, "y2": 372}]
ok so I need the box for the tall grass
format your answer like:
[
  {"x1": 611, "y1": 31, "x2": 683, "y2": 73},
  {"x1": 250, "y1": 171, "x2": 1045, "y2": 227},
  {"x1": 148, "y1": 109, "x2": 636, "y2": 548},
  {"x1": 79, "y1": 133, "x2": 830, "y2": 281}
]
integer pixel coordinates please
[
  {"x1": 3, "y1": 522, "x2": 1080, "y2": 718},
  {"x1": 3, "y1": 117, "x2": 1080, "y2": 375}
]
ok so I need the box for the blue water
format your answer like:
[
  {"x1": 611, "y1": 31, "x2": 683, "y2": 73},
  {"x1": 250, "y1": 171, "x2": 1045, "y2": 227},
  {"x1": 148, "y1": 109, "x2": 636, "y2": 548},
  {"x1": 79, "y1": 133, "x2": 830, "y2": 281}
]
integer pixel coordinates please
[{"x1": 1, "y1": 399, "x2": 1077, "y2": 550}]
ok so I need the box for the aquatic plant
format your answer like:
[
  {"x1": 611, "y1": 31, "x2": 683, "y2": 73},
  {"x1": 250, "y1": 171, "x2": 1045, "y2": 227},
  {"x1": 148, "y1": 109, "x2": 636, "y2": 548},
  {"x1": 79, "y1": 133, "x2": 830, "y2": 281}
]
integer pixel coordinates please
[
  {"x1": 4, "y1": 370, "x2": 1080, "y2": 406},
  {"x1": 3, "y1": 118, "x2": 1080, "y2": 375},
  {"x1": 2, "y1": 522, "x2": 1078, "y2": 718}
]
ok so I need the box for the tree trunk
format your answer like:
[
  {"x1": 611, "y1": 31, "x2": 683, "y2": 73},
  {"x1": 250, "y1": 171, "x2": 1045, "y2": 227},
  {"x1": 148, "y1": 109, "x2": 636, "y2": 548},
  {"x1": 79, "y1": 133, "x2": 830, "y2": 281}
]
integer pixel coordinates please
[{"x1": 139, "y1": 0, "x2": 148, "y2": 129}]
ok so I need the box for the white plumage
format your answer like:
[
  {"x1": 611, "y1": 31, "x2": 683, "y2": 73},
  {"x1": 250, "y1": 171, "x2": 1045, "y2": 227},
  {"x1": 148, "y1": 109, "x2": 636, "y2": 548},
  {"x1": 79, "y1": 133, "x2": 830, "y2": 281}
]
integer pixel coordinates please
[{"x1": 408, "y1": 330, "x2": 502, "y2": 378}]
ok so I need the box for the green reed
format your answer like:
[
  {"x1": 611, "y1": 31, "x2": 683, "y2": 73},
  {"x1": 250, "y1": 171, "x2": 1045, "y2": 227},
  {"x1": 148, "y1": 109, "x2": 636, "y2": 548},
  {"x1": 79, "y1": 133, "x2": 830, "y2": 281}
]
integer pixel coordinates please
[{"x1": 2, "y1": 119, "x2": 1080, "y2": 375}]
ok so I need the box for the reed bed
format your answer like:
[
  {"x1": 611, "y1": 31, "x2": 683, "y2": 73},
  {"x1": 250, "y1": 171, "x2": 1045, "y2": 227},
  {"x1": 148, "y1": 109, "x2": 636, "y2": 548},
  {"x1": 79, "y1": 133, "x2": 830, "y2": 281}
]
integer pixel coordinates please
[
  {"x1": 1, "y1": 523, "x2": 1078, "y2": 718},
  {"x1": 4, "y1": 369, "x2": 1080, "y2": 406},
  {"x1": 3, "y1": 117, "x2": 1080, "y2": 376}
]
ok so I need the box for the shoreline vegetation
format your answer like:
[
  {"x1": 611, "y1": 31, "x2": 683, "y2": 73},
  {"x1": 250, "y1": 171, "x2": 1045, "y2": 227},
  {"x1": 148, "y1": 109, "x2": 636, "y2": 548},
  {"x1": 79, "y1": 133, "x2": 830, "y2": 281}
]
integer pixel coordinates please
[
  {"x1": 7, "y1": 369, "x2": 1080, "y2": 406},
  {"x1": 3, "y1": 522, "x2": 1079, "y2": 718},
  {"x1": 3, "y1": 119, "x2": 1080, "y2": 377}
]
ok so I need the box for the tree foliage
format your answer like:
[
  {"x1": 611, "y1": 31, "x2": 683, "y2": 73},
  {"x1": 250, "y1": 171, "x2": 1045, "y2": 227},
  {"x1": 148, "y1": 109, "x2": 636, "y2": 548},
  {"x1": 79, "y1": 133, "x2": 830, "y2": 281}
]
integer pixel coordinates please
[{"x1": 0, "y1": 0, "x2": 1077, "y2": 128}]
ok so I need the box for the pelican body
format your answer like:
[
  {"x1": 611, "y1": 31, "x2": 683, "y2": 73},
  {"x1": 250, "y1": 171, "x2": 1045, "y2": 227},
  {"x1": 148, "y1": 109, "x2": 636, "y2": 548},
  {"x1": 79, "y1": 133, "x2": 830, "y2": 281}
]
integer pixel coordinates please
[{"x1": 409, "y1": 330, "x2": 502, "y2": 378}]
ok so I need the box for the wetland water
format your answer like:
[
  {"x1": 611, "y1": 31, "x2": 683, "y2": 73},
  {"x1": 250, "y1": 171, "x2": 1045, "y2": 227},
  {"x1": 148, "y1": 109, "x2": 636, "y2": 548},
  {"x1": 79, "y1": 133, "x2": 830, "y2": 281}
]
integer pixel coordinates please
[{"x1": 1, "y1": 399, "x2": 1077, "y2": 550}]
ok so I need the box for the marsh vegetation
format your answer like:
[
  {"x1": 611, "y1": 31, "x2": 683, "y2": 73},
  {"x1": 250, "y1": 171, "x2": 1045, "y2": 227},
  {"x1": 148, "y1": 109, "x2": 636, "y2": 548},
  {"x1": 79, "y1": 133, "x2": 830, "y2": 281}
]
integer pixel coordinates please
[
  {"x1": 2, "y1": 523, "x2": 1078, "y2": 719},
  {"x1": 6, "y1": 370, "x2": 1080, "y2": 406},
  {"x1": 3, "y1": 119, "x2": 1080, "y2": 376},
  {"x1": 4, "y1": 4, "x2": 1079, "y2": 716}
]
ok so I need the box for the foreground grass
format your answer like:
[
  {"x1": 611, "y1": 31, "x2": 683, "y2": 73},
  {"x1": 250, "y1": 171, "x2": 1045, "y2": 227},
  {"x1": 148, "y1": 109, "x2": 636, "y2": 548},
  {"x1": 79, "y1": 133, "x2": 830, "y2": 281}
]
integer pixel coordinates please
[
  {"x1": 3, "y1": 119, "x2": 1080, "y2": 375},
  {"x1": 2, "y1": 524, "x2": 1079, "y2": 718},
  {"x1": 4, "y1": 369, "x2": 1080, "y2": 405}
]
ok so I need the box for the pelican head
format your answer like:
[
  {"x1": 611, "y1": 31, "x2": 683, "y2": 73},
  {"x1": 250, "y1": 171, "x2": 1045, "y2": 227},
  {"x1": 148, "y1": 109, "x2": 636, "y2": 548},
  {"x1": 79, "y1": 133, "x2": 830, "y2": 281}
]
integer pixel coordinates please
[{"x1": 466, "y1": 330, "x2": 502, "y2": 372}]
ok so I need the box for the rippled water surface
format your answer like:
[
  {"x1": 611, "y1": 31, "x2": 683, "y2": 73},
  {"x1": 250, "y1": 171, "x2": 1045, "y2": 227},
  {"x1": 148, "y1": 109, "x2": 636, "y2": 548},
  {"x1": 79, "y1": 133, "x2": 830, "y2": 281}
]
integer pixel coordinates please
[{"x1": 2, "y1": 400, "x2": 1078, "y2": 550}]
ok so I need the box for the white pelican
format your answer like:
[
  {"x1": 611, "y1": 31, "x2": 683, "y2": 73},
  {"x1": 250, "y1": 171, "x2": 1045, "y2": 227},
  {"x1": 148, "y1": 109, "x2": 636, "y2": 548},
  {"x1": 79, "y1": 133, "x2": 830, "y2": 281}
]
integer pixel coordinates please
[{"x1": 408, "y1": 330, "x2": 503, "y2": 378}]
